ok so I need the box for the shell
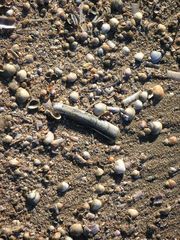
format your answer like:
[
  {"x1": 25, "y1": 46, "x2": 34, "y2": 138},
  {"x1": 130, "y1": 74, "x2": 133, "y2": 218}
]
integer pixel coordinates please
[
  {"x1": 90, "y1": 199, "x2": 102, "y2": 212},
  {"x1": 114, "y1": 158, "x2": 126, "y2": 174},
  {"x1": 15, "y1": 87, "x2": 30, "y2": 104},
  {"x1": 27, "y1": 190, "x2": 40, "y2": 205},
  {"x1": 134, "y1": 52, "x2": 144, "y2": 62},
  {"x1": 149, "y1": 121, "x2": 162, "y2": 135},
  {"x1": 57, "y1": 181, "x2": 69, "y2": 193},
  {"x1": 101, "y1": 23, "x2": 111, "y2": 33},
  {"x1": 43, "y1": 131, "x2": 54, "y2": 145},
  {"x1": 151, "y1": 85, "x2": 164, "y2": 100},
  {"x1": 3, "y1": 63, "x2": 16, "y2": 77},
  {"x1": 27, "y1": 99, "x2": 40, "y2": 110},
  {"x1": 93, "y1": 103, "x2": 107, "y2": 116},
  {"x1": 139, "y1": 91, "x2": 148, "y2": 102},
  {"x1": 124, "y1": 107, "x2": 136, "y2": 121},
  {"x1": 70, "y1": 224, "x2": 83, "y2": 237},
  {"x1": 133, "y1": 100, "x2": 143, "y2": 111},
  {"x1": 150, "y1": 51, "x2": 162, "y2": 64}
]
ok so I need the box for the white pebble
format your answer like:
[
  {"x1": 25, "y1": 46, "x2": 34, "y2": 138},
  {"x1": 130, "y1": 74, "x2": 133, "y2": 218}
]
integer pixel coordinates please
[
  {"x1": 69, "y1": 91, "x2": 79, "y2": 102},
  {"x1": 43, "y1": 131, "x2": 54, "y2": 145},
  {"x1": 90, "y1": 199, "x2": 102, "y2": 212},
  {"x1": 93, "y1": 103, "x2": 107, "y2": 116},
  {"x1": 134, "y1": 12, "x2": 143, "y2": 21},
  {"x1": 124, "y1": 68, "x2": 132, "y2": 76},
  {"x1": 58, "y1": 181, "x2": 69, "y2": 193},
  {"x1": 86, "y1": 53, "x2": 95, "y2": 62},
  {"x1": 133, "y1": 99, "x2": 143, "y2": 111},
  {"x1": 139, "y1": 91, "x2": 148, "y2": 102},
  {"x1": 101, "y1": 23, "x2": 111, "y2": 33},
  {"x1": 122, "y1": 46, "x2": 130, "y2": 56},
  {"x1": 134, "y1": 52, "x2": 144, "y2": 62},
  {"x1": 128, "y1": 208, "x2": 139, "y2": 218},
  {"x1": 149, "y1": 121, "x2": 162, "y2": 135},
  {"x1": 114, "y1": 158, "x2": 126, "y2": 174}
]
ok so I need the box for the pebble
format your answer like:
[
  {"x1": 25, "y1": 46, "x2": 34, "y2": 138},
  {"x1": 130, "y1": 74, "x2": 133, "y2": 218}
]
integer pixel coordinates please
[
  {"x1": 69, "y1": 223, "x2": 83, "y2": 237},
  {"x1": 69, "y1": 91, "x2": 79, "y2": 102},
  {"x1": 139, "y1": 91, "x2": 148, "y2": 102},
  {"x1": 67, "y1": 72, "x2": 77, "y2": 83},
  {"x1": 149, "y1": 121, "x2": 162, "y2": 135},
  {"x1": 150, "y1": 51, "x2": 162, "y2": 64},
  {"x1": 133, "y1": 99, "x2": 143, "y2": 111},
  {"x1": 101, "y1": 23, "x2": 111, "y2": 34},
  {"x1": 94, "y1": 184, "x2": 105, "y2": 194},
  {"x1": 133, "y1": 12, "x2": 143, "y2": 21},
  {"x1": 131, "y1": 169, "x2": 140, "y2": 179},
  {"x1": 27, "y1": 190, "x2": 40, "y2": 205},
  {"x1": 84, "y1": 224, "x2": 100, "y2": 237},
  {"x1": 151, "y1": 85, "x2": 164, "y2": 100},
  {"x1": 57, "y1": 181, "x2": 69, "y2": 193},
  {"x1": 3, "y1": 63, "x2": 17, "y2": 77},
  {"x1": 124, "y1": 107, "x2": 136, "y2": 121},
  {"x1": 90, "y1": 199, "x2": 102, "y2": 212},
  {"x1": 109, "y1": 17, "x2": 119, "y2": 28},
  {"x1": 93, "y1": 103, "x2": 107, "y2": 116},
  {"x1": 82, "y1": 151, "x2": 90, "y2": 160},
  {"x1": 122, "y1": 46, "x2": 130, "y2": 56},
  {"x1": 95, "y1": 168, "x2": 104, "y2": 177},
  {"x1": 3, "y1": 135, "x2": 13, "y2": 144},
  {"x1": 165, "y1": 179, "x2": 176, "y2": 189},
  {"x1": 24, "y1": 54, "x2": 34, "y2": 63},
  {"x1": 134, "y1": 52, "x2": 144, "y2": 62},
  {"x1": 163, "y1": 136, "x2": 178, "y2": 146},
  {"x1": 128, "y1": 208, "x2": 139, "y2": 218},
  {"x1": 16, "y1": 70, "x2": 27, "y2": 82},
  {"x1": 43, "y1": 131, "x2": 54, "y2": 145},
  {"x1": 124, "y1": 67, "x2": 132, "y2": 76},
  {"x1": 114, "y1": 158, "x2": 126, "y2": 174},
  {"x1": 15, "y1": 87, "x2": 30, "y2": 104},
  {"x1": 158, "y1": 24, "x2": 166, "y2": 32},
  {"x1": 86, "y1": 53, "x2": 95, "y2": 62},
  {"x1": 111, "y1": 0, "x2": 123, "y2": 13},
  {"x1": 9, "y1": 159, "x2": 19, "y2": 167}
]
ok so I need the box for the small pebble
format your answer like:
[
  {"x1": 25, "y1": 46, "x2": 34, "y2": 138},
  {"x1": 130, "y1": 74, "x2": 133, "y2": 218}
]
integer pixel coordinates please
[
  {"x1": 94, "y1": 184, "x2": 105, "y2": 194},
  {"x1": 70, "y1": 223, "x2": 83, "y2": 237},
  {"x1": 163, "y1": 136, "x2": 178, "y2": 146},
  {"x1": 158, "y1": 24, "x2": 166, "y2": 32},
  {"x1": 131, "y1": 170, "x2": 140, "y2": 179},
  {"x1": 43, "y1": 131, "x2": 54, "y2": 145},
  {"x1": 27, "y1": 190, "x2": 40, "y2": 205},
  {"x1": 151, "y1": 85, "x2": 164, "y2": 100},
  {"x1": 82, "y1": 151, "x2": 90, "y2": 160},
  {"x1": 149, "y1": 121, "x2": 162, "y2": 135},
  {"x1": 124, "y1": 107, "x2": 136, "y2": 121},
  {"x1": 9, "y1": 159, "x2": 19, "y2": 167},
  {"x1": 84, "y1": 224, "x2": 100, "y2": 237},
  {"x1": 111, "y1": 0, "x2": 123, "y2": 13},
  {"x1": 122, "y1": 46, "x2": 130, "y2": 56},
  {"x1": 165, "y1": 179, "x2": 176, "y2": 189},
  {"x1": 95, "y1": 168, "x2": 104, "y2": 177},
  {"x1": 67, "y1": 72, "x2": 77, "y2": 83},
  {"x1": 69, "y1": 91, "x2": 79, "y2": 103},
  {"x1": 57, "y1": 181, "x2": 69, "y2": 193},
  {"x1": 16, "y1": 70, "x2": 27, "y2": 82},
  {"x1": 109, "y1": 17, "x2": 119, "y2": 28},
  {"x1": 150, "y1": 51, "x2": 162, "y2": 64},
  {"x1": 101, "y1": 23, "x2": 111, "y2": 34},
  {"x1": 24, "y1": 54, "x2": 34, "y2": 63},
  {"x1": 128, "y1": 208, "x2": 139, "y2": 218},
  {"x1": 93, "y1": 103, "x2": 107, "y2": 116},
  {"x1": 134, "y1": 52, "x2": 144, "y2": 62},
  {"x1": 133, "y1": 12, "x2": 143, "y2": 21},
  {"x1": 15, "y1": 87, "x2": 30, "y2": 104},
  {"x1": 3, "y1": 64, "x2": 17, "y2": 77},
  {"x1": 124, "y1": 67, "x2": 132, "y2": 77},
  {"x1": 90, "y1": 199, "x2": 102, "y2": 212},
  {"x1": 133, "y1": 99, "x2": 143, "y2": 111},
  {"x1": 86, "y1": 53, "x2": 95, "y2": 62},
  {"x1": 114, "y1": 158, "x2": 126, "y2": 174},
  {"x1": 139, "y1": 91, "x2": 148, "y2": 102}
]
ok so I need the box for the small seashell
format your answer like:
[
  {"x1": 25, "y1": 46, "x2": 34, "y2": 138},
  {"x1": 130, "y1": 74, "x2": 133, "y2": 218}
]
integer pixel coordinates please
[
  {"x1": 109, "y1": 17, "x2": 119, "y2": 28},
  {"x1": 165, "y1": 179, "x2": 176, "y2": 189},
  {"x1": 149, "y1": 121, "x2": 162, "y2": 135},
  {"x1": 139, "y1": 91, "x2": 148, "y2": 102},
  {"x1": 57, "y1": 181, "x2": 69, "y2": 193},
  {"x1": 95, "y1": 168, "x2": 104, "y2": 177},
  {"x1": 151, "y1": 85, "x2": 164, "y2": 100},
  {"x1": 70, "y1": 223, "x2": 83, "y2": 237},
  {"x1": 124, "y1": 68, "x2": 132, "y2": 77},
  {"x1": 133, "y1": 100, "x2": 143, "y2": 111},
  {"x1": 163, "y1": 136, "x2": 178, "y2": 146},
  {"x1": 94, "y1": 184, "x2": 105, "y2": 194},
  {"x1": 124, "y1": 107, "x2": 136, "y2": 121},
  {"x1": 9, "y1": 159, "x2": 19, "y2": 167},
  {"x1": 90, "y1": 199, "x2": 102, "y2": 212},
  {"x1": 93, "y1": 103, "x2": 107, "y2": 116},
  {"x1": 111, "y1": 0, "x2": 123, "y2": 13},
  {"x1": 45, "y1": 109, "x2": 62, "y2": 120},
  {"x1": 27, "y1": 99, "x2": 40, "y2": 110},
  {"x1": 27, "y1": 190, "x2": 40, "y2": 205},
  {"x1": 101, "y1": 23, "x2": 111, "y2": 34},
  {"x1": 84, "y1": 224, "x2": 100, "y2": 237},
  {"x1": 86, "y1": 53, "x2": 95, "y2": 62},
  {"x1": 133, "y1": 12, "x2": 143, "y2": 21},
  {"x1": 15, "y1": 87, "x2": 30, "y2": 104},
  {"x1": 134, "y1": 52, "x2": 144, "y2": 62},
  {"x1": 158, "y1": 24, "x2": 166, "y2": 32},
  {"x1": 122, "y1": 46, "x2": 130, "y2": 56},
  {"x1": 131, "y1": 169, "x2": 140, "y2": 179},
  {"x1": 3, "y1": 63, "x2": 16, "y2": 77},
  {"x1": 128, "y1": 208, "x2": 139, "y2": 218},
  {"x1": 16, "y1": 70, "x2": 27, "y2": 82},
  {"x1": 114, "y1": 158, "x2": 126, "y2": 174},
  {"x1": 150, "y1": 51, "x2": 162, "y2": 64},
  {"x1": 82, "y1": 151, "x2": 90, "y2": 160},
  {"x1": 43, "y1": 131, "x2": 54, "y2": 145},
  {"x1": 66, "y1": 72, "x2": 77, "y2": 83},
  {"x1": 69, "y1": 91, "x2": 79, "y2": 103}
]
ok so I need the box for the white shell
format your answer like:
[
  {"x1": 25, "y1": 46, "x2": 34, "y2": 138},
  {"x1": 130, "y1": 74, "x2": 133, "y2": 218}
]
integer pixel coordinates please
[
  {"x1": 134, "y1": 12, "x2": 143, "y2": 21},
  {"x1": 124, "y1": 67, "x2": 132, "y2": 76},
  {"x1": 114, "y1": 159, "x2": 126, "y2": 174},
  {"x1": 27, "y1": 190, "x2": 40, "y2": 204},
  {"x1": 90, "y1": 199, "x2": 102, "y2": 211},
  {"x1": 149, "y1": 121, "x2": 162, "y2": 135},
  {"x1": 122, "y1": 46, "x2": 130, "y2": 56},
  {"x1": 43, "y1": 131, "x2": 54, "y2": 145},
  {"x1": 58, "y1": 181, "x2": 69, "y2": 193},
  {"x1": 139, "y1": 91, "x2": 148, "y2": 102},
  {"x1": 101, "y1": 23, "x2": 111, "y2": 33},
  {"x1": 134, "y1": 52, "x2": 144, "y2": 62},
  {"x1": 124, "y1": 107, "x2": 136, "y2": 121},
  {"x1": 93, "y1": 103, "x2": 107, "y2": 116},
  {"x1": 69, "y1": 91, "x2": 79, "y2": 102},
  {"x1": 133, "y1": 99, "x2": 143, "y2": 111}
]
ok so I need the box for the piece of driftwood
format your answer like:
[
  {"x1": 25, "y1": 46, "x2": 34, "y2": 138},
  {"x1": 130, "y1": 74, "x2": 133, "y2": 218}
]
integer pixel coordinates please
[{"x1": 167, "y1": 70, "x2": 180, "y2": 81}]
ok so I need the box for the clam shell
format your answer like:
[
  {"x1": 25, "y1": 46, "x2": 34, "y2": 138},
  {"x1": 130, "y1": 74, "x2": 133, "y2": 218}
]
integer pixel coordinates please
[{"x1": 27, "y1": 99, "x2": 40, "y2": 110}]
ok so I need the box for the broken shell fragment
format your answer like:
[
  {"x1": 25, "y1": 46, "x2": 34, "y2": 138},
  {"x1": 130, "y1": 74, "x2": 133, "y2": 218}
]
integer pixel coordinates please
[
  {"x1": 149, "y1": 121, "x2": 162, "y2": 135},
  {"x1": 45, "y1": 109, "x2": 62, "y2": 120},
  {"x1": 27, "y1": 99, "x2": 40, "y2": 110},
  {"x1": 0, "y1": 16, "x2": 16, "y2": 29}
]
